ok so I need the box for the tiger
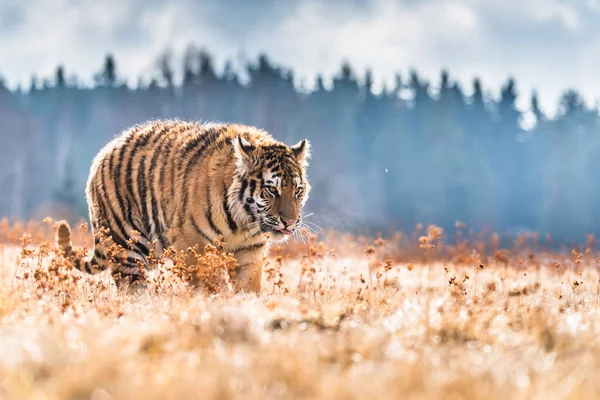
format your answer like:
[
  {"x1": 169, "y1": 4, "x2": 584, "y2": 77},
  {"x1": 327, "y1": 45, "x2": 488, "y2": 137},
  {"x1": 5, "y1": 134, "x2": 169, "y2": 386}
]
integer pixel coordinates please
[{"x1": 55, "y1": 119, "x2": 311, "y2": 293}]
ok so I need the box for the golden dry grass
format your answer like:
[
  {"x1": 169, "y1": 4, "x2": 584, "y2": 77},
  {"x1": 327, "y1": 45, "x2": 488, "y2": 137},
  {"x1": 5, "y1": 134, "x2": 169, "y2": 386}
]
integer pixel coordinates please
[{"x1": 2, "y1": 220, "x2": 600, "y2": 399}]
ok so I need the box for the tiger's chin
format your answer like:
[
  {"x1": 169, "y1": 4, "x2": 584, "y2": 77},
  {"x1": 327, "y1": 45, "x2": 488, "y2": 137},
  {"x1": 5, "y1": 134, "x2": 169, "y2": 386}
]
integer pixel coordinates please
[
  {"x1": 271, "y1": 232, "x2": 290, "y2": 244},
  {"x1": 260, "y1": 223, "x2": 293, "y2": 243},
  {"x1": 271, "y1": 230, "x2": 292, "y2": 244}
]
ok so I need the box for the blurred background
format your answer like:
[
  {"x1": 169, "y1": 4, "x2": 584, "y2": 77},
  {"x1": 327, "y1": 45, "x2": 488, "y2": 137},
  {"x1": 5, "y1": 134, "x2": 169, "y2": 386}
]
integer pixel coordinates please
[{"x1": 1, "y1": 0, "x2": 600, "y2": 243}]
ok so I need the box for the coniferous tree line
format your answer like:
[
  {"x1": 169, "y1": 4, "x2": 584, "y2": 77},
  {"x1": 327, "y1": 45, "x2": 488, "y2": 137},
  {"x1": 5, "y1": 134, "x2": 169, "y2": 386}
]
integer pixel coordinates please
[{"x1": 0, "y1": 47, "x2": 599, "y2": 242}]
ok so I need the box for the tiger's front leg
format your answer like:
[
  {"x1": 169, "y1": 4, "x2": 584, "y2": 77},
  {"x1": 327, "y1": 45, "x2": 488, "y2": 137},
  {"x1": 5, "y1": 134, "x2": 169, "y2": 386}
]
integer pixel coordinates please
[
  {"x1": 231, "y1": 245, "x2": 267, "y2": 294},
  {"x1": 232, "y1": 262, "x2": 263, "y2": 293}
]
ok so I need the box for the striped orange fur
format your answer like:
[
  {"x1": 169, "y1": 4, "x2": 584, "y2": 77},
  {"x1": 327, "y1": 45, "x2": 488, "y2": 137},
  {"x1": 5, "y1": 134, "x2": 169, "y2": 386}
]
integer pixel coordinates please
[{"x1": 56, "y1": 119, "x2": 311, "y2": 293}]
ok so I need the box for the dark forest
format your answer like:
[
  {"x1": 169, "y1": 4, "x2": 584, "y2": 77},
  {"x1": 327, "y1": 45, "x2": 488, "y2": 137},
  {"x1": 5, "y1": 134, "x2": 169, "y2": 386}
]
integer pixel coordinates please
[{"x1": 1, "y1": 48, "x2": 598, "y2": 243}]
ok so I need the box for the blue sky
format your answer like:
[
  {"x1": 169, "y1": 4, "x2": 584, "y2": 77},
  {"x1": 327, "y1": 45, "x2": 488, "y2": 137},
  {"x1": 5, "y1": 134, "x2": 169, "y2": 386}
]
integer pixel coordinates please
[{"x1": 2, "y1": 0, "x2": 600, "y2": 115}]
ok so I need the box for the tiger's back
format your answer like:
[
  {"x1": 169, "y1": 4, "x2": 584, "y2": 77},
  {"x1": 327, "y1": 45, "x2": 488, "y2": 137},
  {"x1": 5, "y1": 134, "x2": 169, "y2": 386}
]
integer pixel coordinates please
[{"x1": 56, "y1": 119, "x2": 311, "y2": 293}]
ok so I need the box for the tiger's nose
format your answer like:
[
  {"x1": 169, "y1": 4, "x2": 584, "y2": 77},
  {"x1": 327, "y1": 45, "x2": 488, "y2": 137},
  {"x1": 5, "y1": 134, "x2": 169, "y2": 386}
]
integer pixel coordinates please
[{"x1": 281, "y1": 218, "x2": 296, "y2": 228}]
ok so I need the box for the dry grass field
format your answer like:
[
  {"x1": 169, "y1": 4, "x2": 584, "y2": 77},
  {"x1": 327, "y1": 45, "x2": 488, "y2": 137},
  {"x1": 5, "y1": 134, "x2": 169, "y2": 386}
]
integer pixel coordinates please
[{"x1": 2, "y1": 220, "x2": 600, "y2": 399}]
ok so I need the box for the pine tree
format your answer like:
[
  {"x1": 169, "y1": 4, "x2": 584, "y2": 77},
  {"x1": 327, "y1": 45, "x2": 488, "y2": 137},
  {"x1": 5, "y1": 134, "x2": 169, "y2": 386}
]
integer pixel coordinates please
[
  {"x1": 471, "y1": 78, "x2": 484, "y2": 107},
  {"x1": 222, "y1": 60, "x2": 238, "y2": 83},
  {"x1": 94, "y1": 54, "x2": 118, "y2": 87},
  {"x1": 531, "y1": 90, "x2": 544, "y2": 123},
  {"x1": 55, "y1": 65, "x2": 66, "y2": 88},
  {"x1": 497, "y1": 77, "x2": 520, "y2": 131},
  {"x1": 156, "y1": 49, "x2": 174, "y2": 88},
  {"x1": 182, "y1": 44, "x2": 198, "y2": 87},
  {"x1": 29, "y1": 75, "x2": 38, "y2": 93}
]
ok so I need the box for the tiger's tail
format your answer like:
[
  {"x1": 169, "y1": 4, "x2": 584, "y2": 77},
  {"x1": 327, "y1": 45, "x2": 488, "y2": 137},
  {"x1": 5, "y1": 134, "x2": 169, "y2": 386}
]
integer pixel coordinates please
[{"x1": 55, "y1": 220, "x2": 106, "y2": 274}]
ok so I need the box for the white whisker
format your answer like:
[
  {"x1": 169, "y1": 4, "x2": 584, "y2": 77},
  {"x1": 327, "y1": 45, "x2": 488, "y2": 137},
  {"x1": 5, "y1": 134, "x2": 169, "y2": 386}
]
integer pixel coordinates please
[
  {"x1": 299, "y1": 222, "x2": 318, "y2": 235},
  {"x1": 302, "y1": 221, "x2": 323, "y2": 232}
]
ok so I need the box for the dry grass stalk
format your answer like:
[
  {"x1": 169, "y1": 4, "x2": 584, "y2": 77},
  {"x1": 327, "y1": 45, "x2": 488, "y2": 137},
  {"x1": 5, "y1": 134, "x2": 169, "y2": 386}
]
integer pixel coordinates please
[{"x1": 0, "y1": 219, "x2": 599, "y2": 399}]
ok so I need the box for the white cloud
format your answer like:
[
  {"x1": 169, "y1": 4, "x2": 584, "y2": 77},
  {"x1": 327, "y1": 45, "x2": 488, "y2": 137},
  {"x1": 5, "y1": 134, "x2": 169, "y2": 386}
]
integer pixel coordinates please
[
  {"x1": 527, "y1": 1, "x2": 582, "y2": 32},
  {"x1": 262, "y1": 0, "x2": 481, "y2": 91},
  {"x1": 1, "y1": 0, "x2": 599, "y2": 116},
  {"x1": 589, "y1": 0, "x2": 600, "y2": 12}
]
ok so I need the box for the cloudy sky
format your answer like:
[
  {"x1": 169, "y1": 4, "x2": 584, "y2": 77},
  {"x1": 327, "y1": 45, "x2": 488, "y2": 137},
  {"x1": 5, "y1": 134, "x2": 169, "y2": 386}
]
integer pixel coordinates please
[{"x1": 2, "y1": 0, "x2": 600, "y2": 114}]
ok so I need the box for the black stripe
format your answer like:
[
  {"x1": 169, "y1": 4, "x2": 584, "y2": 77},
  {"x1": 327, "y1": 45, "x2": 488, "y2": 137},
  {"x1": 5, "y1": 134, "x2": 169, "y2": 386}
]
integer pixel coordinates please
[
  {"x1": 118, "y1": 263, "x2": 144, "y2": 274},
  {"x1": 129, "y1": 214, "x2": 146, "y2": 241},
  {"x1": 125, "y1": 142, "x2": 138, "y2": 214},
  {"x1": 154, "y1": 132, "x2": 176, "y2": 233},
  {"x1": 112, "y1": 234, "x2": 132, "y2": 254},
  {"x1": 249, "y1": 179, "x2": 257, "y2": 196},
  {"x1": 190, "y1": 217, "x2": 213, "y2": 244},
  {"x1": 157, "y1": 233, "x2": 168, "y2": 253},
  {"x1": 75, "y1": 257, "x2": 93, "y2": 274},
  {"x1": 267, "y1": 144, "x2": 287, "y2": 150},
  {"x1": 114, "y1": 126, "x2": 141, "y2": 177},
  {"x1": 118, "y1": 128, "x2": 146, "y2": 218},
  {"x1": 180, "y1": 129, "x2": 223, "y2": 223},
  {"x1": 98, "y1": 159, "x2": 133, "y2": 253},
  {"x1": 223, "y1": 184, "x2": 238, "y2": 232},
  {"x1": 125, "y1": 129, "x2": 153, "y2": 224},
  {"x1": 94, "y1": 262, "x2": 107, "y2": 272},
  {"x1": 147, "y1": 125, "x2": 173, "y2": 220},
  {"x1": 93, "y1": 209, "x2": 130, "y2": 254},
  {"x1": 146, "y1": 153, "x2": 160, "y2": 236},
  {"x1": 162, "y1": 124, "x2": 182, "y2": 227},
  {"x1": 160, "y1": 153, "x2": 173, "y2": 228},
  {"x1": 150, "y1": 129, "x2": 171, "y2": 242},
  {"x1": 151, "y1": 123, "x2": 172, "y2": 144},
  {"x1": 117, "y1": 214, "x2": 150, "y2": 257},
  {"x1": 126, "y1": 256, "x2": 144, "y2": 265},
  {"x1": 74, "y1": 257, "x2": 82, "y2": 271},
  {"x1": 171, "y1": 165, "x2": 178, "y2": 228},
  {"x1": 94, "y1": 248, "x2": 106, "y2": 260},
  {"x1": 238, "y1": 179, "x2": 248, "y2": 203},
  {"x1": 250, "y1": 229, "x2": 264, "y2": 239},
  {"x1": 167, "y1": 137, "x2": 177, "y2": 222},
  {"x1": 235, "y1": 242, "x2": 266, "y2": 253},
  {"x1": 137, "y1": 155, "x2": 151, "y2": 235},
  {"x1": 158, "y1": 236, "x2": 169, "y2": 252},
  {"x1": 265, "y1": 158, "x2": 279, "y2": 169},
  {"x1": 90, "y1": 253, "x2": 107, "y2": 271},
  {"x1": 159, "y1": 133, "x2": 172, "y2": 220},
  {"x1": 205, "y1": 185, "x2": 222, "y2": 237},
  {"x1": 244, "y1": 203, "x2": 254, "y2": 220},
  {"x1": 111, "y1": 139, "x2": 133, "y2": 226},
  {"x1": 179, "y1": 126, "x2": 218, "y2": 170},
  {"x1": 90, "y1": 186, "x2": 108, "y2": 229},
  {"x1": 178, "y1": 129, "x2": 209, "y2": 167},
  {"x1": 182, "y1": 128, "x2": 223, "y2": 176},
  {"x1": 178, "y1": 182, "x2": 189, "y2": 232},
  {"x1": 112, "y1": 256, "x2": 146, "y2": 274},
  {"x1": 135, "y1": 240, "x2": 150, "y2": 257}
]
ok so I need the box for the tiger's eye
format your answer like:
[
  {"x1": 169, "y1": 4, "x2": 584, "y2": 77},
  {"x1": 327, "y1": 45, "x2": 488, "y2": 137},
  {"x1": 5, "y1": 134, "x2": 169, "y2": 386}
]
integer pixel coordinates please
[{"x1": 265, "y1": 186, "x2": 278, "y2": 197}]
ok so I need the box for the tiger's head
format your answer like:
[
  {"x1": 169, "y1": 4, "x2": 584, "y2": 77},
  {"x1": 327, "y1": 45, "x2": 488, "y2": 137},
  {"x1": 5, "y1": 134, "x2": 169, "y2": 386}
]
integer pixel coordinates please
[{"x1": 231, "y1": 135, "x2": 311, "y2": 242}]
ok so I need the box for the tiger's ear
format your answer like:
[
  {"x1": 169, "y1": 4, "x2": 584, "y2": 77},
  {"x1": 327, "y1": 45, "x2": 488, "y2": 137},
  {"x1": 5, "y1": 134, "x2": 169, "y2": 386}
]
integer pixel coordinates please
[
  {"x1": 290, "y1": 139, "x2": 311, "y2": 167},
  {"x1": 232, "y1": 136, "x2": 255, "y2": 172}
]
